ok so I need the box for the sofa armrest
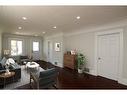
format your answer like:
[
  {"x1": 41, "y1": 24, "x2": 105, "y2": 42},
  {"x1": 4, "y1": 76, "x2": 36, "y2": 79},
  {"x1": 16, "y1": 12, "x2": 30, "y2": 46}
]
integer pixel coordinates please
[{"x1": 12, "y1": 68, "x2": 21, "y2": 80}]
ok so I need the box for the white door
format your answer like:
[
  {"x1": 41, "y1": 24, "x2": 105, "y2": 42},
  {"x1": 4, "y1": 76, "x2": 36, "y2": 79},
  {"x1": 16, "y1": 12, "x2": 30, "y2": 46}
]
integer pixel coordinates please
[
  {"x1": 32, "y1": 41, "x2": 40, "y2": 60},
  {"x1": 97, "y1": 33, "x2": 120, "y2": 80},
  {"x1": 47, "y1": 41, "x2": 52, "y2": 63}
]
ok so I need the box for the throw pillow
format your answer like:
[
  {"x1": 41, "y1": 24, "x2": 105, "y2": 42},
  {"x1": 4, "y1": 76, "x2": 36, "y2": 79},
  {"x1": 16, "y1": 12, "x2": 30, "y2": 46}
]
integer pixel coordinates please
[
  {"x1": 10, "y1": 61, "x2": 19, "y2": 69},
  {"x1": 10, "y1": 64, "x2": 16, "y2": 69}
]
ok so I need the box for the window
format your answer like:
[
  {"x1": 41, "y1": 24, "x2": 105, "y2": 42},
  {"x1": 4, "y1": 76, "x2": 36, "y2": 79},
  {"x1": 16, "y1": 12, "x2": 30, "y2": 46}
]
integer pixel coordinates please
[
  {"x1": 33, "y1": 41, "x2": 39, "y2": 51},
  {"x1": 11, "y1": 40, "x2": 22, "y2": 56}
]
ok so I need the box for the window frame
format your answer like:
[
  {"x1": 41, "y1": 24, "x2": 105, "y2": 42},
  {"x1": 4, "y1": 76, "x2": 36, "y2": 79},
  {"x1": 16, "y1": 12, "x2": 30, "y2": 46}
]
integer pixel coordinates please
[
  {"x1": 8, "y1": 38, "x2": 24, "y2": 56},
  {"x1": 32, "y1": 41, "x2": 40, "y2": 52}
]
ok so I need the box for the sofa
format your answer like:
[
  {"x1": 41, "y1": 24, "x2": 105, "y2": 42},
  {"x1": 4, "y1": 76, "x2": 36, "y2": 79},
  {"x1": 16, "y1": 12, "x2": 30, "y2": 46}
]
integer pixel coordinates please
[
  {"x1": 0, "y1": 57, "x2": 21, "y2": 86},
  {"x1": 12, "y1": 55, "x2": 30, "y2": 65},
  {"x1": 20, "y1": 55, "x2": 31, "y2": 65}
]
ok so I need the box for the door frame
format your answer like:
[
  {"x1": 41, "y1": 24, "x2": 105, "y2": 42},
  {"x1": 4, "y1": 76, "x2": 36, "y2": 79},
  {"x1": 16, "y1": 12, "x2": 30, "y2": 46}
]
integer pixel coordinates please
[
  {"x1": 8, "y1": 37, "x2": 25, "y2": 56},
  {"x1": 47, "y1": 40, "x2": 52, "y2": 63},
  {"x1": 94, "y1": 28, "x2": 123, "y2": 82},
  {"x1": 30, "y1": 39, "x2": 41, "y2": 60}
]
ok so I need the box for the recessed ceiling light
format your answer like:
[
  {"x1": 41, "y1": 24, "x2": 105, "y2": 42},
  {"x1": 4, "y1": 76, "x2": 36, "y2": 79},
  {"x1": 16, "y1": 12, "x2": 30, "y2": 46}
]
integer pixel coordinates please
[
  {"x1": 18, "y1": 27, "x2": 22, "y2": 29},
  {"x1": 53, "y1": 26, "x2": 57, "y2": 29},
  {"x1": 76, "y1": 16, "x2": 80, "y2": 19},
  {"x1": 42, "y1": 32, "x2": 46, "y2": 34},
  {"x1": 22, "y1": 17, "x2": 27, "y2": 20}
]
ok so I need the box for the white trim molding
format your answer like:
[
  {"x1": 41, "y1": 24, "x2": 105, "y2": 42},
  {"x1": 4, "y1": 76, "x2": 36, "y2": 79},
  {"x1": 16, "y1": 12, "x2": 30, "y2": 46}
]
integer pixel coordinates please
[
  {"x1": 94, "y1": 28, "x2": 126, "y2": 84},
  {"x1": 118, "y1": 78, "x2": 127, "y2": 85}
]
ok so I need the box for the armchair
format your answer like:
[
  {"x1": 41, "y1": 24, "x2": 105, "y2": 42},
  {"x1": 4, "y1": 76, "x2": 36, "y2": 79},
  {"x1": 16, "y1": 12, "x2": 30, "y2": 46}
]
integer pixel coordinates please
[{"x1": 30, "y1": 68, "x2": 58, "y2": 89}]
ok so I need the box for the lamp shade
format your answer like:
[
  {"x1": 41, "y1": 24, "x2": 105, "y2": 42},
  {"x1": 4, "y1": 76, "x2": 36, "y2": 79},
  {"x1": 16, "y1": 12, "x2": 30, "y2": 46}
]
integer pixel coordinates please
[{"x1": 4, "y1": 50, "x2": 10, "y2": 55}]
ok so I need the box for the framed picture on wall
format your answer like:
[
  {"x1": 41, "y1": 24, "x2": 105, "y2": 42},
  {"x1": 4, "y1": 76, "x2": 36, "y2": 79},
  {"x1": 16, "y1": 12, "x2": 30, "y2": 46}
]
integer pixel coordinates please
[{"x1": 55, "y1": 43, "x2": 60, "y2": 51}]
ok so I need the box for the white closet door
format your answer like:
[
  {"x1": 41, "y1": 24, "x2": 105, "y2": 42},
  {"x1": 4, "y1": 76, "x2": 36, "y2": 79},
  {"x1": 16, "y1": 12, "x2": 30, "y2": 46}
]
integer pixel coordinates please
[{"x1": 98, "y1": 33, "x2": 120, "y2": 80}]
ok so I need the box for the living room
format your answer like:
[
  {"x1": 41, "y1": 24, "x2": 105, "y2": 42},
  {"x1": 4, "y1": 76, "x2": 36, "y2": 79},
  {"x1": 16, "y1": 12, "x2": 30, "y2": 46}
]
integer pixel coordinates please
[{"x1": 0, "y1": 5, "x2": 127, "y2": 91}]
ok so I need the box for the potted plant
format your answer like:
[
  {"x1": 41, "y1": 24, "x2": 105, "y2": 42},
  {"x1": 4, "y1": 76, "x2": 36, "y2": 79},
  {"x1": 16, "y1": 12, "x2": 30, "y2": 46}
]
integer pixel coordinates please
[{"x1": 77, "y1": 53, "x2": 87, "y2": 73}]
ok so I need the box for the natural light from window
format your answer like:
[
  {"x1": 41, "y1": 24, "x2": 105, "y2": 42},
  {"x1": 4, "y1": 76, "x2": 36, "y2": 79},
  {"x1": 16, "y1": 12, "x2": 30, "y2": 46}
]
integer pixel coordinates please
[
  {"x1": 11, "y1": 40, "x2": 22, "y2": 56},
  {"x1": 33, "y1": 41, "x2": 39, "y2": 51}
]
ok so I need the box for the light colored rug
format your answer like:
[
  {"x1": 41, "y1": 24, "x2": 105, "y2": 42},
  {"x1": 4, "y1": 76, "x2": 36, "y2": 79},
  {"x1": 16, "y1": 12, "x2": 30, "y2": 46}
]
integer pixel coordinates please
[{"x1": 4, "y1": 65, "x2": 30, "y2": 89}]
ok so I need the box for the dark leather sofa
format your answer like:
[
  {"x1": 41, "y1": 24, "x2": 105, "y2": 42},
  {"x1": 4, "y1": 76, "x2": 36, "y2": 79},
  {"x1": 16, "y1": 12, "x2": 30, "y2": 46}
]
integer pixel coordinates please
[
  {"x1": 12, "y1": 55, "x2": 30, "y2": 65},
  {"x1": 0, "y1": 63, "x2": 21, "y2": 86},
  {"x1": 20, "y1": 55, "x2": 31, "y2": 65}
]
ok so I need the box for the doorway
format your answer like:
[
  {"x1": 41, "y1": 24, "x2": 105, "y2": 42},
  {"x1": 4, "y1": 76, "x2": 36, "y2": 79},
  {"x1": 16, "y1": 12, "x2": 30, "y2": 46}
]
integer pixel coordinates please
[
  {"x1": 47, "y1": 41, "x2": 52, "y2": 63},
  {"x1": 95, "y1": 29, "x2": 123, "y2": 81},
  {"x1": 31, "y1": 40, "x2": 41, "y2": 60}
]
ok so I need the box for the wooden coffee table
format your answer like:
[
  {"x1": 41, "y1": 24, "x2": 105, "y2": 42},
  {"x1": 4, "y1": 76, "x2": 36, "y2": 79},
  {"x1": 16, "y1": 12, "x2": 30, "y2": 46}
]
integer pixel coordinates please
[{"x1": 0, "y1": 71, "x2": 15, "y2": 88}]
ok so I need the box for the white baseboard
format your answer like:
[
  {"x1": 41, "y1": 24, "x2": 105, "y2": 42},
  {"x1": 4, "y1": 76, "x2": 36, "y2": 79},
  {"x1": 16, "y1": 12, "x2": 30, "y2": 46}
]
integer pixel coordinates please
[
  {"x1": 89, "y1": 69, "x2": 97, "y2": 76},
  {"x1": 88, "y1": 69, "x2": 127, "y2": 86},
  {"x1": 86, "y1": 69, "x2": 97, "y2": 76},
  {"x1": 118, "y1": 78, "x2": 127, "y2": 85}
]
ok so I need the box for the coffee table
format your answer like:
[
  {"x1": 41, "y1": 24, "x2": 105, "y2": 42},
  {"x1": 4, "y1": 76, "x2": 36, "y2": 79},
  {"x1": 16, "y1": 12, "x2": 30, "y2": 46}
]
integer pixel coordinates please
[
  {"x1": 26, "y1": 62, "x2": 39, "y2": 72},
  {"x1": 0, "y1": 71, "x2": 15, "y2": 88}
]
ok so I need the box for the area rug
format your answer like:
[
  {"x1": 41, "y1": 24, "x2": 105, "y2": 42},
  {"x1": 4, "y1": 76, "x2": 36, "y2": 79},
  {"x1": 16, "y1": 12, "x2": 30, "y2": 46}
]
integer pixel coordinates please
[{"x1": 4, "y1": 65, "x2": 30, "y2": 89}]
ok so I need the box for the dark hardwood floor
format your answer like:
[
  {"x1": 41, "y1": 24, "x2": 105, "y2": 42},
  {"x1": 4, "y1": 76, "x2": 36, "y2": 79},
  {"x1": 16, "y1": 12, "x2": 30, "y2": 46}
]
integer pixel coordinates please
[{"x1": 16, "y1": 60, "x2": 127, "y2": 89}]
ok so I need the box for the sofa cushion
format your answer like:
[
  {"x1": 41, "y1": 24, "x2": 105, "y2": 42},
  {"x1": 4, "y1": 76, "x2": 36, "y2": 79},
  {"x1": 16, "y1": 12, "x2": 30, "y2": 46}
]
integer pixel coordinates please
[
  {"x1": 0, "y1": 57, "x2": 7, "y2": 68},
  {"x1": 10, "y1": 64, "x2": 15, "y2": 69},
  {"x1": 10, "y1": 62, "x2": 19, "y2": 69},
  {"x1": 39, "y1": 68, "x2": 57, "y2": 78},
  {"x1": 20, "y1": 56, "x2": 28, "y2": 59}
]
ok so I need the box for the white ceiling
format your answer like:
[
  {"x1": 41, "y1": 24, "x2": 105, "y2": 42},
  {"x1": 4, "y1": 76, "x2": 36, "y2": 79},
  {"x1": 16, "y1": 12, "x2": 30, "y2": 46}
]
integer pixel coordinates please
[{"x1": 0, "y1": 6, "x2": 127, "y2": 36}]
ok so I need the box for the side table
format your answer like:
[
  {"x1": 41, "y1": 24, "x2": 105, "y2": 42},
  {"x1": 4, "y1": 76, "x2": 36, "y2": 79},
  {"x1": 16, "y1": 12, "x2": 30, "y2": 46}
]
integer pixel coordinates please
[{"x1": 0, "y1": 71, "x2": 15, "y2": 88}]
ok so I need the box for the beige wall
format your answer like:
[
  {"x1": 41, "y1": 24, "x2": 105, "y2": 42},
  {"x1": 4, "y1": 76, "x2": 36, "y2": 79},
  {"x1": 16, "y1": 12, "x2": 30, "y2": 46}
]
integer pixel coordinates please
[{"x1": 64, "y1": 32, "x2": 95, "y2": 70}]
